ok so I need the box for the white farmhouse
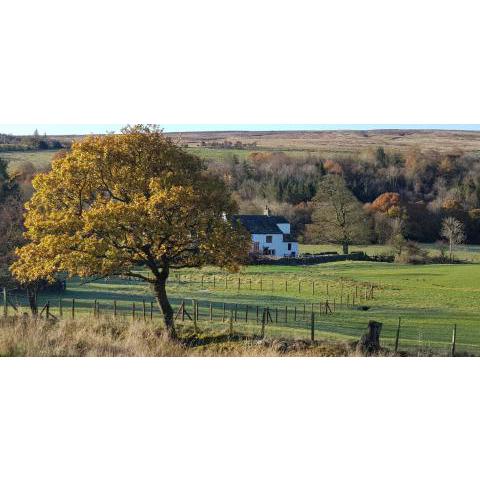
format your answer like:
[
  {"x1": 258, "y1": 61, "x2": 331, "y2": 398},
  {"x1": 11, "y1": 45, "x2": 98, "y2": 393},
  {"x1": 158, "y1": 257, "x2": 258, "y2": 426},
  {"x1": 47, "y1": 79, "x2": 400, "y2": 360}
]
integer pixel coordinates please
[{"x1": 232, "y1": 207, "x2": 298, "y2": 257}]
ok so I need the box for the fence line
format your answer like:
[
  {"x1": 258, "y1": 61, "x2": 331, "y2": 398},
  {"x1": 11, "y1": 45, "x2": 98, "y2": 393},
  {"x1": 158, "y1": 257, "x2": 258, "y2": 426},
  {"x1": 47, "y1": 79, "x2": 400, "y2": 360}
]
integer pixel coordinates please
[
  {"x1": 1, "y1": 286, "x2": 470, "y2": 356},
  {"x1": 111, "y1": 273, "x2": 381, "y2": 298}
]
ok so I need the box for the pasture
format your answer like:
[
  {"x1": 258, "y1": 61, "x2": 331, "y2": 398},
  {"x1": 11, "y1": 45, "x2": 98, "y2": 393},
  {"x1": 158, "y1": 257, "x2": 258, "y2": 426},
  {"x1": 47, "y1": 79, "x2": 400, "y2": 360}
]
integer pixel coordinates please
[
  {"x1": 301, "y1": 243, "x2": 480, "y2": 262},
  {"x1": 2, "y1": 149, "x2": 60, "y2": 170},
  {"x1": 7, "y1": 257, "x2": 480, "y2": 355}
]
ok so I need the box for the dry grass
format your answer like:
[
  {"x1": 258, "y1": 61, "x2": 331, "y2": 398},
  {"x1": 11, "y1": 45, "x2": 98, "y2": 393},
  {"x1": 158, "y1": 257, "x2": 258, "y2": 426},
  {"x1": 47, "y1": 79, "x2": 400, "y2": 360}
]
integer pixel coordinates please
[
  {"x1": 172, "y1": 129, "x2": 480, "y2": 155},
  {"x1": 0, "y1": 315, "x2": 378, "y2": 357}
]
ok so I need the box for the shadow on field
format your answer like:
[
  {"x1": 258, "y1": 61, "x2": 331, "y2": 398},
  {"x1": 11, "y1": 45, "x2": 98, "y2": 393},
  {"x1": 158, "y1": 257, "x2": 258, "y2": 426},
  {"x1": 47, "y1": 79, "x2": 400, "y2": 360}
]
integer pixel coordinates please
[{"x1": 180, "y1": 332, "x2": 252, "y2": 348}]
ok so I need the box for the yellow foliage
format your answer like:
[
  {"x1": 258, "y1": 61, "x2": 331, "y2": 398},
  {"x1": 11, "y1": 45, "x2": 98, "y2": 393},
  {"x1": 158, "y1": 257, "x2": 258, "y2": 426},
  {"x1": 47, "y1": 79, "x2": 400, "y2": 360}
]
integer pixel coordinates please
[{"x1": 11, "y1": 125, "x2": 251, "y2": 285}]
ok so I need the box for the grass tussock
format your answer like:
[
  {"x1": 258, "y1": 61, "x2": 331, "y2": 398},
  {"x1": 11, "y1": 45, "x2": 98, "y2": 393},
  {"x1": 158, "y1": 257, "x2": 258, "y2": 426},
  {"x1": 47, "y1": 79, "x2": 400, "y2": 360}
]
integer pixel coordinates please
[{"x1": 0, "y1": 315, "x2": 378, "y2": 357}]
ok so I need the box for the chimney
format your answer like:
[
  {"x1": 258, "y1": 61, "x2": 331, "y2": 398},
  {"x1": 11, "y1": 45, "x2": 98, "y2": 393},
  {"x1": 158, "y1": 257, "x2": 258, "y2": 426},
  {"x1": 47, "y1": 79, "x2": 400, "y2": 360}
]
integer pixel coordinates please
[{"x1": 263, "y1": 205, "x2": 271, "y2": 216}]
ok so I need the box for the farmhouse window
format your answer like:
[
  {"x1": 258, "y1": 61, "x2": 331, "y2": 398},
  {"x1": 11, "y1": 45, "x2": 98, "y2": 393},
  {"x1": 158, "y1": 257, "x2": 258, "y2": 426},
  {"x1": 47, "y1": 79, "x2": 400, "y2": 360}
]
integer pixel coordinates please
[
  {"x1": 253, "y1": 242, "x2": 260, "y2": 252},
  {"x1": 288, "y1": 243, "x2": 292, "y2": 251},
  {"x1": 266, "y1": 235, "x2": 272, "y2": 243}
]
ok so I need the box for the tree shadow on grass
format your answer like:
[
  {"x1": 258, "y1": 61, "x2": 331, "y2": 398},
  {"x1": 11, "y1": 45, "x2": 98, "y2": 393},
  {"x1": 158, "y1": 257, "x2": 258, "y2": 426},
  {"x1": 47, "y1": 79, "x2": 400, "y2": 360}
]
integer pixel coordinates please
[{"x1": 179, "y1": 331, "x2": 256, "y2": 348}]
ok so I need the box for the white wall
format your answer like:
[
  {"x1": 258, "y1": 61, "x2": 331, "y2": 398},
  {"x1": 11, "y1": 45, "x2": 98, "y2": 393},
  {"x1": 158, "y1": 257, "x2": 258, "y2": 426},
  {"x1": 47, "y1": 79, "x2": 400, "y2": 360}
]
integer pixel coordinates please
[
  {"x1": 276, "y1": 223, "x2": 290, "y2": 234},
  {"x1": 251, "y1": 233, "x2": 298, "y2": 257}
]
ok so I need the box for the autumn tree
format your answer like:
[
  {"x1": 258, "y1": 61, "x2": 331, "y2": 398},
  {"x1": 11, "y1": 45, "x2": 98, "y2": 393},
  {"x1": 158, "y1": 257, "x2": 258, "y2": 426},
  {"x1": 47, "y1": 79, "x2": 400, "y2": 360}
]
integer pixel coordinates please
[
  {"x1": 368, "y1": 192, "x2": 407, "y2": 244},
  {"x1": 0, "y1": 158, "x2": 24, "y2": 288},
  {"x1": 441, "y1": 216, "x2": 465, "y2": 262},
  {"x1": 11, "y1": 125, "x2": 250, "y2": 339},
  {"x1": 307, "y1": 175, "x2": 370, "y2": 253}
]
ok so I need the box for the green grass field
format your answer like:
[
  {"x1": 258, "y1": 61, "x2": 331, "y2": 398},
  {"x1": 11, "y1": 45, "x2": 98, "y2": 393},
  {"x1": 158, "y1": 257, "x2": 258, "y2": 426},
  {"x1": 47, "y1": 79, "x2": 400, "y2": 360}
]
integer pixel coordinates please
[
  {"x1": 7, "y1": 255, "x2": 480, "y2": 355},
  {"x1": 301, "y1": 243, "x2": 480, "y2": 262},
  {"x1": 2, "y1": 149, "x2": 60, "y2": 170},
  {"x1": 1, "y1": 147, "x2": 315, "y2": 171}
]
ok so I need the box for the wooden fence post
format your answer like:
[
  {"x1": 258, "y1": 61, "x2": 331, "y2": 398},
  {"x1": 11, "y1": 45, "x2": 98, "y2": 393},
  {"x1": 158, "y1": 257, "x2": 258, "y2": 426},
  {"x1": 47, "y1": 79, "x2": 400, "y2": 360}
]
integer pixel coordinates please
[
  {"x1": 298, "y1": 281, "x2": 301, "y2": 293},
  {"x1": 181, "y1": 300, "x2": 185, "y2": 322},
  {"x1": 275, "y1": 307, "x2": 278, "y2": 323},
  {"x1": 213, "y1": 276, "x2": 216, "y2": 289},
  {"x1": 2, "y1": 287, "x2": 7, "y2": 317},
  {"x1": 285, "y1": 305, "x2": 288, "y2": 323},
  {"x1": 201, "y1": 275, "x2": 204, "y2": 288},
  {"x1": 234, "y1": 304, "x2": 238, "y2": 322},
  {"x1": 59, "y1": 298, "x2": 63, "y2": 317},
  {"x1": 451, "y1": 324, "x2": 457, "y2": 357},
  {"x1": 193, "y1": 300, "x2": 198, "y2": 334},
  {"x1": 72, "y1": 298, "x2": 75, "y2": 320},
  {"x1": 225, "y1": 277, "x2": 228, "y2": 290},
  {"x1": 312, "y1": 282, "x2": 315, "y2": 295},
  {"x1": 310, "y1": 311, "x2": 315, "y2": 342},
  {"x1": 209, "y1": 303, "x2": 213, "y2": 321},
  {"x1": 256, "y1": 305, "x2": 259, "y2": 323},
  {"x1": 222, "y1": 303, "x2": 226, "y2": 322},
  {"x1": 285, "y1": 280, "x2": 288, "y2": 292},
  {"x1": 394, "y1": 317, "x2": 401, "y2": 353},
  {"x1": 132, "y1": 302, "x2": 135, "y2": 321},
  {"x1": 245, "y1": 305, "x2": 248, "y2": 323},
  {"x1": 143, "y1": 299, "x2": 146, "y2": 321},
  {"x1": 113, "y1": 300, "x2": 117, "y2": 319},
  {"x1": 229, "y1": 309, "x2": 233, "y2": 337},
  {"x1": 250, "y1": 278, "x2": 252, "y2": 290},
  {"x1": 150, "y1": 301, "x2": 153, "y2": 321},
  {"x1": 294, "y1": 305, "x2": 297, "y2": 322},
  {"x1": 260, "y1": 308, "x2": 266, "y2": 338}
]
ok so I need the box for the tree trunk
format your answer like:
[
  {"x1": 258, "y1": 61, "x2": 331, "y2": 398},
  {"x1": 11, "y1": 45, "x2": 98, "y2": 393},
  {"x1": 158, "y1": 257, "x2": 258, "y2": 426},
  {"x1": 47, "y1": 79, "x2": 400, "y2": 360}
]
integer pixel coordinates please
[
  {"x1": 342, "y1": 242, "x2": 349, "y2": 254},
  {"x1": 356, "y1": 321, "x2": 382, "y2": 355},
  {"x1": 449, "y1": 239, "x2": 453, "y2": 262},
  {"x1": 153, "y1": 269, "x2": 176, "y2": 340},
  {"x1": 27, "y1": 284, "x2": 38, "y2": 316}
]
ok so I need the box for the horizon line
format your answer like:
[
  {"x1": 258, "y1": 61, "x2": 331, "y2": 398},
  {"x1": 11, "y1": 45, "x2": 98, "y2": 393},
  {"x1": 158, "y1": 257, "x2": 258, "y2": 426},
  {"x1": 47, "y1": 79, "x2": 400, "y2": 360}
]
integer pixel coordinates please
[{"x1": 2, "y1": 124, "x2": 480, "y2": 135}]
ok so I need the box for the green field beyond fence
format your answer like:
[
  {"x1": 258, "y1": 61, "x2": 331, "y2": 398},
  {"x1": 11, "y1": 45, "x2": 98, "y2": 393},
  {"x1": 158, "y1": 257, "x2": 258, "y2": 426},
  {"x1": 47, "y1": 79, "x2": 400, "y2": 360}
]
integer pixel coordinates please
[{"x1": 3, "y1": 260, "x2": 480, "y2": 356}]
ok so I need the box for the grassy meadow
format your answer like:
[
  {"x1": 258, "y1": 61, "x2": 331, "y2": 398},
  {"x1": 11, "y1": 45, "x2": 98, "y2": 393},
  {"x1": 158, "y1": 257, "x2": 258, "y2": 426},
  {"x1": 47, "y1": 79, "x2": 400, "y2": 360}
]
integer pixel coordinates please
[
  {"x1": 2, "y1": 149, "x2": 61, "y2": 169},
  {"x1": 6, "y1": 252, "x2": 480, "y2": 355},
  {"x1": 301, "y1": 243, "x2": 480, "y2": 262}
]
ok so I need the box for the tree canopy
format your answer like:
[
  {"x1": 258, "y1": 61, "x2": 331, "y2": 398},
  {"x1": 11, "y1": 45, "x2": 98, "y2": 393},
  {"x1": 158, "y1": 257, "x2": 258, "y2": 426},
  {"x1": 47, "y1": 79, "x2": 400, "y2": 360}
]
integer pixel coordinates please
[
  {"x1": 307, "y1": 175, "x2": 370, "y2": 253},
  {"x1": 11, "y1": 125, "x2": 250, "y2": 338},
  {"x1": 0, "y1": 158, "x2": 24, "y2": 287}
]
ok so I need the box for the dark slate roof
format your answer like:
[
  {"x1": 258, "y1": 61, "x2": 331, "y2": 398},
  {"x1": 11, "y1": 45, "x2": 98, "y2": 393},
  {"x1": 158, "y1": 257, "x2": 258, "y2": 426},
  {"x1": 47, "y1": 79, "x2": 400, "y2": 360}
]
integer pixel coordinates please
[{"x1": 232, "y1": 215, "x2": 288, "y2": 234}]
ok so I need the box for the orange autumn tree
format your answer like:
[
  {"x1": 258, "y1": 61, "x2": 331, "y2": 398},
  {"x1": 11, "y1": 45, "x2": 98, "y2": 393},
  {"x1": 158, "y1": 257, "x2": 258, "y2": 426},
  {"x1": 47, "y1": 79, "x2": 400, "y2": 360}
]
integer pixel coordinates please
[
  {"x1": 11, "y1": 125, "x2": 250, "y2": 339},
  {"x1": 370, "y1": 192, "x2": 401, "y2": 217}
]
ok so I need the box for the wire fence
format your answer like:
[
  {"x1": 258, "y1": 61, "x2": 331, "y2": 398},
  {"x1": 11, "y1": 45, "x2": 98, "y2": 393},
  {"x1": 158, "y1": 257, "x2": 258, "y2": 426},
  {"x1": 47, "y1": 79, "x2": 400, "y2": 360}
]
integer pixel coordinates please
[{"x1": 2, "y1": 286, "x2": 474, "y2": 356}]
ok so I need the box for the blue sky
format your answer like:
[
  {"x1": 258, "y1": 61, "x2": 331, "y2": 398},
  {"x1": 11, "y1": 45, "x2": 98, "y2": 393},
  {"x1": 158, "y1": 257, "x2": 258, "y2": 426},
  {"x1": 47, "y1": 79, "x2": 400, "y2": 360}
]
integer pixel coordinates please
[{"x1": 2, "y1": 124, "x2": 480, "y2": 135}]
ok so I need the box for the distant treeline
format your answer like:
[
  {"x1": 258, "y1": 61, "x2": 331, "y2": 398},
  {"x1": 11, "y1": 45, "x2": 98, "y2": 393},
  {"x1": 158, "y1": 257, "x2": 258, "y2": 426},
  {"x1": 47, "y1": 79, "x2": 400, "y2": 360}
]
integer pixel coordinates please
[
  {"x1": 207, "y1": 147, "x2": 480, "y2": 244},
  {"x1": 0, "y1": 131, "x2": 69, "y2": 152},
  {"x1": 200, "y1": 140, "x2": 257, "y2": 149}
]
